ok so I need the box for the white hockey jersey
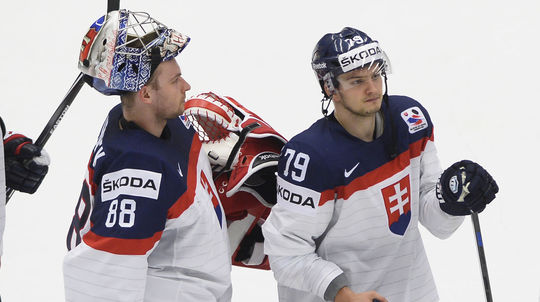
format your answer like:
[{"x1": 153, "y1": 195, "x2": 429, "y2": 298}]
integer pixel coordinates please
[
  {"x1": 63, "y1": 105, "x2": 231, "y2": 302},
  {"x1": 262, "y1": 96, "x2": 464, "y2": 302},
  {"x1": 0, "y1": 129, "x2": 5, "y2": 260}
]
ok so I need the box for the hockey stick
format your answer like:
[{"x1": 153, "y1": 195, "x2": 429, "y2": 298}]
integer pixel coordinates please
[
  {"x1": 107, "y1": 0, "x2": 120, "y2": 12},
  {"x1": 5, "y1": 73, "x2": 88, "y2": 204},
  {"x1": 5, "y1": 0, "x2": 120, "y2": 204},
  {"x1": 471, "y1": 212, "x2": 493, "y2": 302}
]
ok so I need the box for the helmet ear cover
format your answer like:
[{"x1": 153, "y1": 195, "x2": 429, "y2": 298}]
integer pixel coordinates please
[{"x1": 321, "y1": 73, "x2": 338, "y2": 98}]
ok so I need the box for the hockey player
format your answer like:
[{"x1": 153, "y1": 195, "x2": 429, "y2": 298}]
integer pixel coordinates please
[
  {"x1": 262, "y1": 27, "x2": 499, "y2": 302},
  {"x1": 63, "y1": 10, "x2": 231, "y2": 301},
  {"x1": 1, "y1": 116, "x2": 50, "y2": 268}
]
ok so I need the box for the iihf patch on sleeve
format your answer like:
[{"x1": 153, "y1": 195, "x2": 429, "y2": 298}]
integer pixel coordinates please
[
  {"x1": 400, "y1": 106, "x2": 428, "y2": 134},
  {"x1": 179, "y1": 115, "x2": 192, "y2": 129}
]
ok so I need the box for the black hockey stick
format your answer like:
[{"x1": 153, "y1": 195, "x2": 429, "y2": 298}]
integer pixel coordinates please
[
  {"x1": 5, "y1": 73, "x2": 88, "y2": 204},
  {"x1": 471, "y1": 212, "x2": 493, "y2": 302},
  {"x1": 5, "y1": 0, "x2": 120, "y2": 204},
  {"x1": 107, "y1": 0, "x2": 120, "y2": 12}
]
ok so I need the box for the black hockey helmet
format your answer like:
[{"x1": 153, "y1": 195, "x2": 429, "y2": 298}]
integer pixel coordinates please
[
  {"x1": 311, "y1": 27, "x2": 390, "y2": 98},
  {"x1": 312, "y1": 27, "x2": 397, "y2": 159}
]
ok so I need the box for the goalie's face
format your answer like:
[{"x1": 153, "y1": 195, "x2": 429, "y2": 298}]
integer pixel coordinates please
[
  {"x1": 332, "y1": 65, "x2": 383, "y2": 117},
  {"x1": 148, "y1": 59, "x2": 191, "y2": 119}
]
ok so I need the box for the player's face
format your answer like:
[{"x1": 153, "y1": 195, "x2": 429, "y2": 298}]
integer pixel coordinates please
[
  {"x1": 151, "y1": 59, "x2": 191, "y2": 119},
  {"x1": 334, "y1": 65, "x2": 383, "y2": 117}
]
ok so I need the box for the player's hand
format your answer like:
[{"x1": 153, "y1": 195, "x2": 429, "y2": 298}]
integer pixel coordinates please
[
  {"x1": 437, "y1": 160, "x2": 498, "y2": 216},
  {"x1": 234, "y1": 222, "x2": 264, "y2": 263},
  {"x1": 335, "y1": 287, "x2": 387, "y2": 302},
  {"x1": 4, "y1": 132, "x2": 50, "y2": 194}
]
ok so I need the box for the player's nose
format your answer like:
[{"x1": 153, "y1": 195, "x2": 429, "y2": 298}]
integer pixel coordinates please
[{"x1": 180, "y1": 77, "x2": 191, "y2": 92}]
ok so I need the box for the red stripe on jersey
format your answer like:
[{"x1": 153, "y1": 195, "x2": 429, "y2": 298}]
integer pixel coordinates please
[
  {"x1": 87, "y1": 154, "x2": 97, "y2": 196},
  {"x1": 83, "y1": 230, "x2": 163, "y2": 255},
  {"x1": 167, "y1": 135, "x2": 201, "y2": 219},
  {"x1": 319, "y1": 190, "x2": 336, "y2": 207},
  {"x1": 319, "y1": 132, "x2": 434, "y2": 206}
]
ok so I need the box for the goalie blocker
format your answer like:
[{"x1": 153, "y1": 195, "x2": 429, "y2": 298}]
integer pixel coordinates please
[{"x1": 184, "y1": 92, "x2": 286, "y2": 270}]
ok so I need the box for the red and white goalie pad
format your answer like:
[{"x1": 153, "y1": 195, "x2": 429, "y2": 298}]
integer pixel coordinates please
[{"x1": 184, "y1": 92, "x2": 287, "y2": 270}]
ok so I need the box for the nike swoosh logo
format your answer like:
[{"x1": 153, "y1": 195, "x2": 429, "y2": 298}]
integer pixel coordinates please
[
  {"x1": 177, "y1": 163, "x2": 184, "y2": 177},
  {"x1": 344, "y1": 163, "x2": 359, "y2": 178}
]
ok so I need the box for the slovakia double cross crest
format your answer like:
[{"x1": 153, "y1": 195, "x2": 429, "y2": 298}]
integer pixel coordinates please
[{"x1": 381, "y1": 175, "x2": 411, "y2": 235}]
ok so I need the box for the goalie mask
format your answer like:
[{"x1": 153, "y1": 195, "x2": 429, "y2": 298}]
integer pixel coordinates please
[{"x1": 79, "y1": 10, "x2": 190, "y2": 95}]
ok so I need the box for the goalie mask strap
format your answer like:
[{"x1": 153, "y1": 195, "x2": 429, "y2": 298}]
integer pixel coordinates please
[{"x1": 150, "y1": 47, "x2": 162, "y2": 77}]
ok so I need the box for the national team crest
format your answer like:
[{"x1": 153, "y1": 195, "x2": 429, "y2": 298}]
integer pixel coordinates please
[
  {"x1": 400, "y1": 106, "x2": 428, "y2": 134},
  {"x1": 381, "y1": 175, "x2": 411, "y2": 235}
]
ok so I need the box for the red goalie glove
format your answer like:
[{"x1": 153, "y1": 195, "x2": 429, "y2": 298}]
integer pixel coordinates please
[{"x1": 184, "y1": 92, "x2": 286, "y2": 270}]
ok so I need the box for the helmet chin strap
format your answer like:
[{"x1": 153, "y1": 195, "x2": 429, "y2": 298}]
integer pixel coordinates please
[
  {"x1": 320, "y1": 74, "x2": 337, "y2": 117},
  {"x1": 321, "y1": 96, "x2": 332, "y2": 117},
  {"x1": 382, "y1": 72, "x2": 398, "y2": 159}
]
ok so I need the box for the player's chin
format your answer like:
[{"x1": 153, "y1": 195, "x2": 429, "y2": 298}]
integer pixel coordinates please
[
  {"x1": 176, "y1": 98, "x2": 185, "y2": 115},
  {"x1": 178, "y1": 103, "x2": 185, "y2": 115},
  {"x1": 167, "y1": 107, "x2": 184, "y2": 119}
]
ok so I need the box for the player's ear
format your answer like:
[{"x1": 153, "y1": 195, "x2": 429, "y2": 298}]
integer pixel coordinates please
[{"x1": 138, "y1": 85, "x2": 153, "y2": 104}]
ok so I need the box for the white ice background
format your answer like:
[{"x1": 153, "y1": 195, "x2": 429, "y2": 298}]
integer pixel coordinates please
[{"x1": 0, "y1": 0, "x2": 539, "y2": 301}]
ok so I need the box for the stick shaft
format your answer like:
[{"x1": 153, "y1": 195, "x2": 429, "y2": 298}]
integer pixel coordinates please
[
  {"x1": 471, "y1": 212, "x2": 493, "y2": 302},
  {"x1": 5, "y1": 0, "x2": 119, "y2": 204},
  {"x1": 107, "y1": 0, "x2": 120, "y2": 12},
  {"x1": 5, "y1": 73, "x2": 87, "y2": 204}
]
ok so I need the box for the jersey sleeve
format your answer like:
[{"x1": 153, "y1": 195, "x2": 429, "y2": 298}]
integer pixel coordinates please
[
  {"x1": 0, "y1": 144, "x2": 5, "y2": 259},
  {"x1": 63, "y1": 152, "x2": 178, "y2": 302},
  {"x1": 262, "y1": 141, "x2": 345, "y2": 300},
  {"x1": 416, "y1": 124, "x2": 465, "y2": 238}
]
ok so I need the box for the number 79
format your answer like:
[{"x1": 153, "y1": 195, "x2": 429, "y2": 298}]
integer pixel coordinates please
[{"x1": 282, "y1": 149, "x2": 310, "y2": 182}]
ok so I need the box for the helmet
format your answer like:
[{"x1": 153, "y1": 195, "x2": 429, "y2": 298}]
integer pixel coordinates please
[
  {"x1": 311, "y1": 27, "x2": 390, "y2": 98},
  {"x1": 79, "y1": 10, "x2": 190, "y2": 95}
]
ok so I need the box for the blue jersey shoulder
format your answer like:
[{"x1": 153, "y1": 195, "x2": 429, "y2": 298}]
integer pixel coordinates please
[
  {"x1": 386, "y1": 95, "x2": 434, "y2": 152},
  {"x1": 88, "y1": 105, "x2": 197, "y2": 239},
  {"x1": 278, "y1": 95, "x2": 434, "y2": 192},
  {"x1": 387, "y1": 95, "x2": 433, "y2": 129}
]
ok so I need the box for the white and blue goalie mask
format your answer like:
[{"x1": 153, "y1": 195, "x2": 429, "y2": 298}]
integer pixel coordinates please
[{"x1": 78, "y1": 9, "x2": 190, "y2": 95}]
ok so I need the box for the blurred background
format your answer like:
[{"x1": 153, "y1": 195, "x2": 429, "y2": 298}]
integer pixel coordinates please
[{"x1": 1, "y1": 0, "x2": 539, "y2": 300}]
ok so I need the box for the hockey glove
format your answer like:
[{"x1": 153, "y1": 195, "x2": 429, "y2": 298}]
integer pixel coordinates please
[
  {"x1": 184, "y1": 92, "x2": 286, "y2": 270},
  {"x1": 4, "y1": 132, "x2": 50, "y2": 194},
  {"x1": 436, "y1": 160, "x2": 498, "y2": 216},
  {"x1": 234, "y1": 222, "x2": 264, "y2": 263}
]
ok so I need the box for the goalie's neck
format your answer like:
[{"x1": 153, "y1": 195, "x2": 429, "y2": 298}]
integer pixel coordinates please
[{"x1": 121, "y1": 109, "x2": 168, "y2": 138}]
